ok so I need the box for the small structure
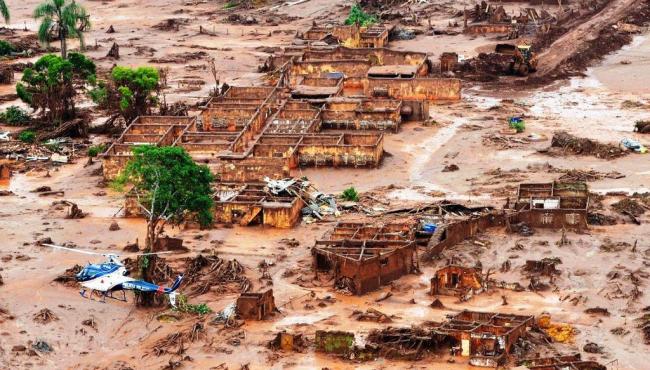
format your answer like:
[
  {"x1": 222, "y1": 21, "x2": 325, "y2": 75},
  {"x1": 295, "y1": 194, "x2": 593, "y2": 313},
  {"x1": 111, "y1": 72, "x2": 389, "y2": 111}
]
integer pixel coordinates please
[
  {"x1": 312, "y1": 221, "x2": 418, "y2": 295},
  {"x1": 440, "y1": 52, "x2": 459, "y2": 73},
  {"x1": 511, "y1": 182, "x2": 589, "y2": 230},
  {"x1": 236, "y1": 289, "x2": 276, "y2": 320},
  {"x1": 268, "y1": 331, "x2": 307, "y2": 352},
  {"x1": 315, "y1": 330, "x2": 355, "y2": 355},
  {"x1": 153, "y1": 236, "x2": 185, "y2": 252},
  {"x1": 0, "y1": 162, "x2": 11, "y2": 180},
  {"x1": 430, "y1": 265, "x2": 484, "y2": 300}
]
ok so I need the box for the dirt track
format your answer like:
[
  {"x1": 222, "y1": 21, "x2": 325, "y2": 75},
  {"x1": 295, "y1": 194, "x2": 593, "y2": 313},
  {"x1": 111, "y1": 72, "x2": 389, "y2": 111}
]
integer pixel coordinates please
[{"x1": 536, "y1": 0, "x2": 639, "y2": 75}]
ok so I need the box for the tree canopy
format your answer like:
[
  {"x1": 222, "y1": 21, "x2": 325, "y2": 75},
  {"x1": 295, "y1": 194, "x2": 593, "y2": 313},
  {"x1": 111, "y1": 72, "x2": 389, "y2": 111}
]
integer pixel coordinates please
[
  {"x1": 114, "y1": 146, "x2": 214, "y2": 248},
  {"x1": 16, "y1": 52, "x2": 96, "y2": 122},
  {"x1": 91, "y1": 66, "x2": 160, "y2": 123},
  {"x1": 34, "y1": 0, "x2": 90, "y2": 59},
  {"x1": 0, "y1": 0, "x2": 10, "y2": 23}
]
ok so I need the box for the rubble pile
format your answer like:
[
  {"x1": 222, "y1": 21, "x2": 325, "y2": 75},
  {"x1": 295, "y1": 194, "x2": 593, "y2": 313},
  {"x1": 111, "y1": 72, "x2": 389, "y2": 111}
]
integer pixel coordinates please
[
  {"x1": 150, "y1": 320, "x2": 206, "y2": 356},
  {"x1": 32, "y1": 308, "x2": 59, "y2": 324},
  {"x1": 182, "y1": 254, "x2": 251, "y2": 296},
  {"x1": 635, "y1": 121, "x2": 650, "y2": 134},
  {"x1": 550, "y1": 131, "x2": 626, "y2": 159},
  {"x1": 52, "y1": 264, "x2": 83, "y2": 287}
]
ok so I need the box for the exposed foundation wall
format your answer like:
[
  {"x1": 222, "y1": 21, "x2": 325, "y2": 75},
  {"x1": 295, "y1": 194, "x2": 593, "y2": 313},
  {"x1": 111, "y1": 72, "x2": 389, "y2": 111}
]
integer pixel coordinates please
[
  {"x1": 366, "y1": 78, "x2": 462, "y2": 101},
  {"x1": 297, "y1": 135, "x2": 383, "y2": 168},
  {"x1": 212, "y1": 157, "x2": 289, "y2": 182},
  {"x1": 321, "y1": 100, "x2": 402, "y2": 131}
]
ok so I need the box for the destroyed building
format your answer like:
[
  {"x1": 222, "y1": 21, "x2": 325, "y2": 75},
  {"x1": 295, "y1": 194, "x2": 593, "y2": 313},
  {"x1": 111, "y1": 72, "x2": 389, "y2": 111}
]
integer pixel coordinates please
[
  {"x1": 518, "y1": 353, "x2": 607, "y2": 370},
  {"x1": 312, "y1": 221, "x2": 418, "y2": 294},
  {"x1": 510, "y1": 182, "x2": 589, "y2": 230},
  {"x1": 430, "y1": 265, "x2": 484, "y2": 301},
  {"x1": 365, "y1": 310, "x2": 535, "y2": 366},
  {"x1": 102, "y1": 22, "x2": 462, "y2": 229},
  {"x1": 236, "y1": 289, "x2": 276, "y2": 320},
  {"x1": 213, "y1": 182, "x2": 305, "y2": 228}
]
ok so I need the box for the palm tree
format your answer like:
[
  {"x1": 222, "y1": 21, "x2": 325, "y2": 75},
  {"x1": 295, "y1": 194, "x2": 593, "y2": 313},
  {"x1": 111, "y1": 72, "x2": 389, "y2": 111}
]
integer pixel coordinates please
[
  {"x1": 34, "y1": 0, "x2": 90, "y2": 59},
  {"x1": 0, "y1": 0, "x2": 10, "y2": 23}
]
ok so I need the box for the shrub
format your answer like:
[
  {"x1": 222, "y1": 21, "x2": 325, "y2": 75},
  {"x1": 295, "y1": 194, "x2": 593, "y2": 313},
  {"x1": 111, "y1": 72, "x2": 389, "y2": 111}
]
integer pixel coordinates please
[
  {"x1": 342, "y1": 186, "x2": 359, "y2": 202},
  {"x1": 345, "y1": 4, "x2": 377, "y2": 27},
  {"x1": 0, "y1": 106, "x2": 30, "y2": 125},
  {"x1": 18, "y1": 130, "x2": 36, "y2": 143},
  {"x1": 87, "y1": 144, "x2": 107, "y2": 157},
  {"x1": 174, "y1": 295, "x2": 212, "y2": 315},
  {"x1": 0, "y1": 40, "x2": 14, "y2": 56}
]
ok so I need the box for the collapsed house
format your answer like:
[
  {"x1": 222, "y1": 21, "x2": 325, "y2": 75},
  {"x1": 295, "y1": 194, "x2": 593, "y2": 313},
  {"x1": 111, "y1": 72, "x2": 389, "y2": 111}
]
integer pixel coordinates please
[
  {"x1": 299, "y1": 24, "x2": 391, "y2": 48},
  {"x1": 509, "y1": 182, "x2": 589, "y2": 230},
  {"x1": 421, "y1": 202, "x2": 504, "y2": 255},
  {"x1": 213, "y1": 181, "x2": 305, "y2": 228},
  {"x1": 465, "y1": 1, "x2": 555, "y2": 38},
  {"x1": 312, "y1": 221, "x2": 418, "y2": 294},
  {"x1": 236, "y1": 289, "x2": 276, "y2": 320},
  {"x1": 321, "y1": 310, "x2": 535, "y2": 366},
  {"x1": 430, "y1": 265, "x2": 484, "y2": 301},
  {"x1": 518, "y1": 353, "x2": 607, "y2": 370}
]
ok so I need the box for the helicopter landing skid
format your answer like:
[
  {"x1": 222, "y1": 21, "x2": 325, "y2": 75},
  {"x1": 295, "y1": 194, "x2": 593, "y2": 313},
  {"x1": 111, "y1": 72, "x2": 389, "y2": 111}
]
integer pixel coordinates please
[{"x1": 79, "y1": 289, "x2": 127, "y2": 303}]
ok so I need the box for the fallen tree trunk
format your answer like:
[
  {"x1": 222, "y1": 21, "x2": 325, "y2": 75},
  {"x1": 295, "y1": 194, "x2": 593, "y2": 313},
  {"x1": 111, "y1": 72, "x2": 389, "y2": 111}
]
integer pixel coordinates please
[{"x1": 37, "y1": 118, "x2": 87, "y2": 141}]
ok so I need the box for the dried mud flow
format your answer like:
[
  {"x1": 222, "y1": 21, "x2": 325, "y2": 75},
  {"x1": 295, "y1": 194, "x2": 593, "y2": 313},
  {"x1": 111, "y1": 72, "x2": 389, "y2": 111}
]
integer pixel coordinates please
[{"x1": 1, "y1": 0, "x2": 650, "y2": 370}]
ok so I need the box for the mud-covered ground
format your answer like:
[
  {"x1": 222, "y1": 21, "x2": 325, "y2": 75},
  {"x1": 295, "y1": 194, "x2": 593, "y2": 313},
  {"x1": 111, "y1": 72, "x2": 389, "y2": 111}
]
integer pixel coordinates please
[{"x1": 1, "y1": 0, "x2": 650, "y2": 369}]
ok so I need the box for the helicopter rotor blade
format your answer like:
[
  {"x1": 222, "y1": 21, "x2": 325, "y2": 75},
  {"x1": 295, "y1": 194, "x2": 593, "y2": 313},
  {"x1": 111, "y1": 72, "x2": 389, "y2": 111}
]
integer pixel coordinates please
[
  {"x1": 121, "y1": 251, "x2": 175, "y2": 257},
  {"x1": 41, "y1": 243, "x2": 106, "y2": 256}
]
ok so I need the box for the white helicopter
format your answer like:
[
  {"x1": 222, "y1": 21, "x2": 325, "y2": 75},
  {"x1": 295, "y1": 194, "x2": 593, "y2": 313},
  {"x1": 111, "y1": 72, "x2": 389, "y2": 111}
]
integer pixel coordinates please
[{"x1": 44, "y1": 244, "x2": 183, "y2": 307}]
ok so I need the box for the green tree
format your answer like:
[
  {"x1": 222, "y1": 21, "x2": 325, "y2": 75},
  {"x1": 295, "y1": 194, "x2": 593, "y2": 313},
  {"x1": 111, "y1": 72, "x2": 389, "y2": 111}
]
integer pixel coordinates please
[
  {"x1": 113, "y1": 146, "x2": 214, "y2": 249},
  {"x1": 16, "y1": 52, "x2": 95, "y2": 122},
  {"x1": 34, "y1": 0, "x2": 90, "y2": 59},
  {"x1": 345, "y1": 4, "x2": 377, "y2": 27},
  {"x1": 0, "y1": 1, "x2": 9, "y2": 23},
  {"x1": 91, "y1": 66, "x2": 160, "y2": 123}
]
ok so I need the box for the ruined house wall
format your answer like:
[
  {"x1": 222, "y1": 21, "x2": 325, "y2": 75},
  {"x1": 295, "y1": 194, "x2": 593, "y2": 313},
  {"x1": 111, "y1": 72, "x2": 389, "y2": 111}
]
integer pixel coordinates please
[
  {"x1": 465, "y1": 24, "x2": 512, "y2": 34},
  {"x1": 102, "y1": 155, "x2": 131, "y2": 180},
  {"x1": 513, "y1": 209, "x2": 588, "y2": 230},
  {"x1": 237, "y1": 289, "x2": 276, "y2": 320},
  {"x1": 431, "y1": 266, "x2": 482, "y2": 296},
  {"x1": 289, "y1": 60, "x2": 372, "y2": 84},
  {"x1": 297, "y1": 134, "x2": 383, "y2": 168},
  {"x1": 212, "y1": 157, "x2": 289, "y2": 182},
  {"x1": 429, "y1": 212, "x2": 505, "y2": 255},
  {"x1": 366, "y1": 78, "x2": 462, "y2": 101},
  {"x1": 323, "y1": 244, "x2": 415, "y2": 295},
  {"x1": 214, "y1": 202, "x2": 263, "y2": 225},
  {"x1": 262, "y1": 199, "x2": 304, "y2": 228}
]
